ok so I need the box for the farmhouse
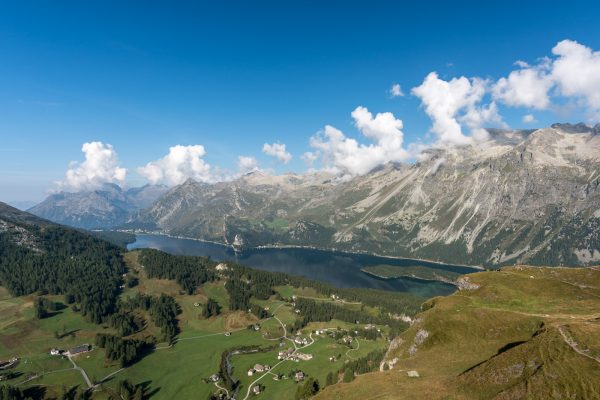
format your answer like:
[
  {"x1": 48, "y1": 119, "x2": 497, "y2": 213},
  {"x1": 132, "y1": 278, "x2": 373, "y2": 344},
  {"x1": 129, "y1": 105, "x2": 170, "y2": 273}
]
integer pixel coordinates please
[
  {"x1": 252, "y1": 385, "x2": 261, "y2": 395},
  {"x1": 294, "y1": 371, "x2": 305, "y2": 382},
  {"x1": 68, "y1": 344, "x2": 91, "y2": 356},
  {"x1": 49, "y1": 348, "x2": 63, "y2": 356},
  {"x1": 247, "y1": 369, "x2": 254, "y2": 376},
  {"x1": 209, "y1": 374, "x2": 220, "y2": 382},
  {"x1": 0, "y1": 358, "x2": 18, "y2": 370}
]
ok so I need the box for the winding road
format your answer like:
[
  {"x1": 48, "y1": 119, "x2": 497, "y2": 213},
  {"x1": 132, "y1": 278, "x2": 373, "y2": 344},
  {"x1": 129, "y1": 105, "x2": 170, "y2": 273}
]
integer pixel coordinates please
[
  {"x1": 68, "y1": 354, "x2": 93, "y2": 389},
  {"x1": 241, "y1": 310, "x2": 317, "y2": 400}
]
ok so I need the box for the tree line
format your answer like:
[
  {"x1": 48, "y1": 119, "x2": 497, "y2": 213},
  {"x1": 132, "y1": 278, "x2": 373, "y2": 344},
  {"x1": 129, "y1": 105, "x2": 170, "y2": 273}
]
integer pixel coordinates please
[
  {"x1": 290, "y1": 298, "x2": 404, "y2": 333},
  {"x1": 119, "y1": 293, "x2": 180, "y2": 342},
  {"x1": 108, "y1": 311, "x2": 144, "y2": 336},
  {"x1": 95, "y1": 334, "x2": 150, "y2": 367},
  {"x1": 138, "y1": 249, "x2": 216, "y2": 294}
]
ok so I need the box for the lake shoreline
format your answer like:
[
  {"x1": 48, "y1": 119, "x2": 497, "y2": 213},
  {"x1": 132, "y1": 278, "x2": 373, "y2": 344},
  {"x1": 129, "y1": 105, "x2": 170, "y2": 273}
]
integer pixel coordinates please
[
  {"x1": 123, "y1": 230, "x2": 484, "y2": 272},
  {"x1": 360, "y1": 268, "x2": 459, "y2": 287}
]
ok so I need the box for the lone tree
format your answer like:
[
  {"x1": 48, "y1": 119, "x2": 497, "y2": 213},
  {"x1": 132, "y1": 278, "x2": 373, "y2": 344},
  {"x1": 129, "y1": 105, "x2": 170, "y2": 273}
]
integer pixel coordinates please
[{"x1": 326, "y1": 371, "x2": 336, "y2": 386}]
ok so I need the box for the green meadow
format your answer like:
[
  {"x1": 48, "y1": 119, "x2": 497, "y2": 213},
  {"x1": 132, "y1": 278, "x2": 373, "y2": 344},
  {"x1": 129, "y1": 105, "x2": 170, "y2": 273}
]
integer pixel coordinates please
[{"x1": 0, "y1": 252, "x2": 391, "y2": 399}]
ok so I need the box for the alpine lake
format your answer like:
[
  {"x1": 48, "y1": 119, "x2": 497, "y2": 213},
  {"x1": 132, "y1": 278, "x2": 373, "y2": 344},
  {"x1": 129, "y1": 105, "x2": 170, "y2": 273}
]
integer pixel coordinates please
[{"x1": 128, "y1": 234, "x2": 481, "y2": 298}]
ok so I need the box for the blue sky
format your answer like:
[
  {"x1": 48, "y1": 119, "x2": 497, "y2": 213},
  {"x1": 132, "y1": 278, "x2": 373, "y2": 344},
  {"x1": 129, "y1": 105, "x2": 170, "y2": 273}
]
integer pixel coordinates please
[{"x1": 1, "y1": 0, "x2": 600, "y2": 204}]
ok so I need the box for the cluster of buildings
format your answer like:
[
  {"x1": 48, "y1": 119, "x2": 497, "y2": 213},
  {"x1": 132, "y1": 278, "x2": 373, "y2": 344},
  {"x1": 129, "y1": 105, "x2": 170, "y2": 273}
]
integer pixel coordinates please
[
  {"x1": 342, "y1": 335, "x2": 354, "y2": 344},
  {"x1": 247, "y1": 363, "x2": 271, "y2": 376},
  {"x1": 50, "y1": 344, "x2": 91, "y2": 357},
  {"x1": 293, "y1": 336, "x2": 309, "y2": 346},
  {"x1": 277, "y1": 347, "x2": 312, "y2": 362}
]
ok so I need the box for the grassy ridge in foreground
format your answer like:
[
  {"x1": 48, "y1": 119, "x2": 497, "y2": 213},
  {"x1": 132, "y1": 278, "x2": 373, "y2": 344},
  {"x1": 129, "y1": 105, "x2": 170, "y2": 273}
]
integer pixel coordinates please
[{"x1": 316, "y1": 266, "x2": 600, "y2": 400}]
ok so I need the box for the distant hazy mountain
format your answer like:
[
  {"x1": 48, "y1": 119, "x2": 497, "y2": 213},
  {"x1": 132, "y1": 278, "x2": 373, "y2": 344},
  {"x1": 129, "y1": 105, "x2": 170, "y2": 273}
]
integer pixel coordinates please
[
  {"x1": 133, "y1": 123, "x2": 600, "y2": 267},
  {"x1": 28, "y1": 183, "x2": 168, "y2": 229},
  {"x1": 6, "y1": 200, "x2": 38, "y2": 211}
]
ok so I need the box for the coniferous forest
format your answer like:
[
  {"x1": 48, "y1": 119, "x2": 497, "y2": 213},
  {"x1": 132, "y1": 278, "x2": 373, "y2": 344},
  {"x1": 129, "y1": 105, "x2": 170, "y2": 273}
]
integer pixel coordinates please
[{"x1": 0, "y1": 223, "x2": 124, "y2": 323}]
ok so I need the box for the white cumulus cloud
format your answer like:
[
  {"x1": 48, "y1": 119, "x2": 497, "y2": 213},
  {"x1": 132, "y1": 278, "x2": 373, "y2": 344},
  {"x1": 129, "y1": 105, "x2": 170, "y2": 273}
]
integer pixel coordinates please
[
  {"x1": 390, "y1": 83, "x2": 404, "y2": 97},
  {"x1": 262, "y1": 142, "x2": 292, "y2": 164},
  {"x1": 308, "y1": 106, "x2": 408, "y2": 177},
  {"x1": 492, "y1": 61, "x2": 553, "y2": 109},
  {"x1": 492, "y1": 40, "x2": 600, "y2": 120},
  {"x1": 551, "y1": 39, "x2": 600, "y2": 119},
  {"x1": 412, "y1": 72, "x2": 502, "y2": 145},
  {"x1": 137, "y1": 145, "x2": 213, "y2": 186},
  {"x1": 523, "y1": 114, "x2": 537, "y2": 124},
  {"x1": 59, "y1": 141, "x2": 127, "y2": 191},
  {"x1": 238, "y1": 156, "x2": 259, "y2": 174}
]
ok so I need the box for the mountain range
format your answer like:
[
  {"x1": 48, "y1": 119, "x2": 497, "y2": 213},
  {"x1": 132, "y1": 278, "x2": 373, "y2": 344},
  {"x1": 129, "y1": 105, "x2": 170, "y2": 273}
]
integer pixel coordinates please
[
  {"x1": 28, "y1": 183, "x2": 168, "y2": 229},
  {"x1": 28, "y1": 123, "x2": 600, "y2": 267}
]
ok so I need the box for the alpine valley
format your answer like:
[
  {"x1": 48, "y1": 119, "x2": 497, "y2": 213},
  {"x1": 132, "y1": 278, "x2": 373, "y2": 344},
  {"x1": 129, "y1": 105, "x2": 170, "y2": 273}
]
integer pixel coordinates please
[{"x1": 31, "y1": 123, "x2": 600, "y2": 268}]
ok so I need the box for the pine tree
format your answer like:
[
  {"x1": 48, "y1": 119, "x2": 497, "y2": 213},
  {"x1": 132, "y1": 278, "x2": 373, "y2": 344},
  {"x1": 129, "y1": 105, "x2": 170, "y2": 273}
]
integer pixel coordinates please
[{"x1": 326, "y1": 371, "x2": 335, "y2": 386}]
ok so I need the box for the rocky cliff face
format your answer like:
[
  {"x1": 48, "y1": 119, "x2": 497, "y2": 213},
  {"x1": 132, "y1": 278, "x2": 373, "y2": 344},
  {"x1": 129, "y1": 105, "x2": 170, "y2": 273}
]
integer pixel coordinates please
[
  {"x1": 28, "y1": 184, "x2": 168, "y2": 229},
  {"x1": 134, "y1": 124, "x2": 600, "y2": 267}
]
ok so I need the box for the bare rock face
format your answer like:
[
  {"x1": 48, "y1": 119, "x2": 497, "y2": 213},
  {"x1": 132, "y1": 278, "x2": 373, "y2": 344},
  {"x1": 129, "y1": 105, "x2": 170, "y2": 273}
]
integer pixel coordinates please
[
  {"x1": 456, "y1": 277, "x2": 481, "y2": 291},
  {"x1": 135, "y1": 124, "x2": 599, "y2": 267}
]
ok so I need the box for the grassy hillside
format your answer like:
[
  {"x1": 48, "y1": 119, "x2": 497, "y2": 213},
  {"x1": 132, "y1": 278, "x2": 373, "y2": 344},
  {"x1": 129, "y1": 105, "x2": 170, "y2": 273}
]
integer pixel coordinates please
[{"x1": 316, "y1": 266, "x2": 600, "y2": 400}]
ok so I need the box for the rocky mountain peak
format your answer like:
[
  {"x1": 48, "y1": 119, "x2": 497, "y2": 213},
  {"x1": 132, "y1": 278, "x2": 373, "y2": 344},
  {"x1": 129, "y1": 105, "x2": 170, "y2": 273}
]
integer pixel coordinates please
[{"x1": 550, "y1": 122, "x2": 594, "y2": 133}]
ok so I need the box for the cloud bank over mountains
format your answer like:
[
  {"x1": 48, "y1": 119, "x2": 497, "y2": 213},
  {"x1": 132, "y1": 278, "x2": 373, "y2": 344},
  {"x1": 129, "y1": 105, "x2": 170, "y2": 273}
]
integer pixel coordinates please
[
  {"x1": 304, "y1": 106, "x2": 408, "y2": 178},
  {"x1": 58, "y1": 142, "x2": 126, "y2": 191},
  {"x1": 137, "y1": 144, "x2": 213, "y2": 186},
  {"x1": 56, "y1": 39, "x2": 600, "y2": 191}
]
